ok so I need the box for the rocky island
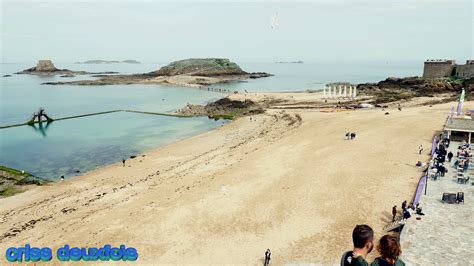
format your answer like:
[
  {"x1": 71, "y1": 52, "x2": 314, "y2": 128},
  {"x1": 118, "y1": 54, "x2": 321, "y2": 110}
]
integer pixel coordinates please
[
  {"x1": 42, "y1": 58, "x2": 272, "y2": 86},
  {"x1": 75, "y1": 59, "x2": 140, "y2": 64},
  {"x1": 16, "y1": 60, "x2": 118, "y2": 76}
]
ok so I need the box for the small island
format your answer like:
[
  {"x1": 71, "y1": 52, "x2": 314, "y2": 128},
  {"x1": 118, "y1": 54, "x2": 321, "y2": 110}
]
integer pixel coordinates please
[
  {"x1": 75, "y1": 60, "x2": 140, "y2": 64},
  {"x1": 275, "y1": 61, "x2": 304, "y2": 64},
  {"x1": 15, "y1": 60, "x2": 119, "y2": 76},
  {"x1": 42, "y1": 58, "x2": 272, "y2": 86}
]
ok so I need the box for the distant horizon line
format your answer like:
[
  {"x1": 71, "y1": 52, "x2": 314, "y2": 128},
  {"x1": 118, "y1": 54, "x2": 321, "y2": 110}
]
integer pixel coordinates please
[{"x1": 0, "y1": 59, "x2": 429, "y2": 65}]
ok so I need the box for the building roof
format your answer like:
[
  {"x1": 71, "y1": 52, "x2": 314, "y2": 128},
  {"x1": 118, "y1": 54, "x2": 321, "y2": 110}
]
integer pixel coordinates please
[{"x1": 445, "y1": 117, "x2": 474, "y2": 132}]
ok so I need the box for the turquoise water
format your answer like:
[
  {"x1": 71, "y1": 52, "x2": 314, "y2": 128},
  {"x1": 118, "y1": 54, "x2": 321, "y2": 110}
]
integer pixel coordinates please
[
  {"x1": 0, "y1": 61, "x2": 420, "y2": 180},
  {"x1": 0, "y1": 63, "x2": 227, "y2": 180}
]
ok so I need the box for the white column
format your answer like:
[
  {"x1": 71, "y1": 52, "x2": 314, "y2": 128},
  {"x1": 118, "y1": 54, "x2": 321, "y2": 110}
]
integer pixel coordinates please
[
  {"x1": 338, "y1": 86, "x2": 342, "y2": 98},
  {"x1": 323, "y1": 86, "x2": 326, "y2": 98},
  {"x1": 353, "y1": 86, "x2": 357, "y2": 98},
  {"x1": 343, "y1": 86, "x2": 347, "y2": 98},
  {"x1": 349, "y1": 86, "x2": 353, "y2": 98},
  {"x1": 469, "y1": 132, "x2": 472, "y2": 144},
  {"x1": 330, "y1": 86, "x2": 334, "y2": 98}
]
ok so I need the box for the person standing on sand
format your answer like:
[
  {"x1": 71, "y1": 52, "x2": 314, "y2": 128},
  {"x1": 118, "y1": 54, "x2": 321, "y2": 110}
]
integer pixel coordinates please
[
  {"x1": 401, "y1": 200, "x2": 407, "y2": 211},
  {"x1": 340, "y1": 224, "x2": 374, "y2": 266},
  {"x1": 264, "y1": 249, "x2": 271, "y2": 266},
  {"x1": 418, "y1": 145, "x2": 423, "y2": 154},
  {"x1": 370, "y1": 235, "x2": 406, "y2": 266},
  {"x1": 392, "y1": 206, "x2": 397, "y2": 222},
  {"x1": 122, "y1": 159, "x2": 126, "y2": 167}
]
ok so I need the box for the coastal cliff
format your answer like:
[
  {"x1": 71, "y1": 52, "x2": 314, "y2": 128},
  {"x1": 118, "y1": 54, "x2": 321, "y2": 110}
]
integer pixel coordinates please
[{"x1": 42, "y1": 58, "x2": 271, "y2": 86}]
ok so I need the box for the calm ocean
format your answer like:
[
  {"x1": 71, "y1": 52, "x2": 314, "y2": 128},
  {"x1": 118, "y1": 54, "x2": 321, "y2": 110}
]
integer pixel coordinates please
[{"x1": 0, "y1": 61, "x2": 420, "y2": 179}]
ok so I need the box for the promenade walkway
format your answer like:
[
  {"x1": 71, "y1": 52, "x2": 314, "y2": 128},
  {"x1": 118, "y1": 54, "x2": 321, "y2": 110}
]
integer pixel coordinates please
[{"x1": 401, "y1": 141, "x2": 474, "y2": 265}]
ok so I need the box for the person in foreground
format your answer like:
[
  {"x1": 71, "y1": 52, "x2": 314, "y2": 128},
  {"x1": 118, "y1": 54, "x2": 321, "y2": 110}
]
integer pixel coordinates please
[
  {"x1": 370, "y1": 235, "x2": 405, "y2": 266},
  {"x1": 341, "y1": 224, "x2": 374, "y2": 265}
]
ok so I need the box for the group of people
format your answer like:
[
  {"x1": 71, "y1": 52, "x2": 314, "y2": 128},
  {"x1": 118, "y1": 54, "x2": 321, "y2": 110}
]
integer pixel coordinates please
[
  {"x1": 345, "y1": 132, "x2": 357, "y2": 140},
  {"x1": 341, "y1": 225, "x2": 405, "y2": 266},
  {"x1": 453, "y1": 143, "x2": 470, "y2": 171},
  {"x1": 392, "y1": 200, "x2": 424, "y2": 222},
  {"x1": 427, "y1": 139, "x2": 450, "y2": 180}
]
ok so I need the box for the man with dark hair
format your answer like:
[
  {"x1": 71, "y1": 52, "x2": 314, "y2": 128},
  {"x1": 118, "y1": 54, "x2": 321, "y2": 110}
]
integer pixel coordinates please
[{"x1": 340, "y1": 224, "x2": 374, "y2": 266}]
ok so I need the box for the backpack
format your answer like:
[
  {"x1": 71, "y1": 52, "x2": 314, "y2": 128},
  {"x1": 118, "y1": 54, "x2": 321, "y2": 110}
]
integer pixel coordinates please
[{"x1": 340, "y1": 251, "x2": 353, "y2": 266}]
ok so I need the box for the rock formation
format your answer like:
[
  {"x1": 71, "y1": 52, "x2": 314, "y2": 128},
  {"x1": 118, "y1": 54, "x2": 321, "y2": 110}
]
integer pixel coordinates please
[
  {"x1": 357, "y1": 76, "x2": 473, "y2": 103},
  {"x1": 42, "y1": 58, "x2": 272, "y2": 86},
  {"x1": 16, "y1": 60, "x2": 118, "y2": 75},
  {"x1": 149, "y1": 58, "x2": 247, "y2": 77},
  {"x1": 20, "y1": 60, "x2": 61, "y2": 73}
]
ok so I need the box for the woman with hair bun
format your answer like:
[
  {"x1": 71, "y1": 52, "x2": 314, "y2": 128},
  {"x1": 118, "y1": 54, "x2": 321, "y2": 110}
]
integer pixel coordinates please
[{"x1": 370, "y1": 235, "x2": 405, "y2": 266}]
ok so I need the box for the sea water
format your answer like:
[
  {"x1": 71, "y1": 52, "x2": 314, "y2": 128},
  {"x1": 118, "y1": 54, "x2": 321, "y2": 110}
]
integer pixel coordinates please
[{"x1": 0, "y1": 61, "x2": 420, "y2": 180}]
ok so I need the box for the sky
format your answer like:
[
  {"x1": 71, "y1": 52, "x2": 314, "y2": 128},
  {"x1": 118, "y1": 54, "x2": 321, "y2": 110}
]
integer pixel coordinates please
[{"x1": 0, "y1": 0, "x2": 472, "y2": 63}]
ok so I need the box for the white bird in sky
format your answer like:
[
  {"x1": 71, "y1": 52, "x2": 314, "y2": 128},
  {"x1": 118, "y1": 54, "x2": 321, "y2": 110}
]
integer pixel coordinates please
[{"x1": 271, "y1": 12, "x2": 279, "y2": 29}]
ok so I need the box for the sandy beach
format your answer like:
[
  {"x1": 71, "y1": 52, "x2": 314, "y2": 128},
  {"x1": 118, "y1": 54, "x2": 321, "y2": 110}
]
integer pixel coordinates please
[{"x1": 0, "y1": 95, "x2": 466, "y2": 264}]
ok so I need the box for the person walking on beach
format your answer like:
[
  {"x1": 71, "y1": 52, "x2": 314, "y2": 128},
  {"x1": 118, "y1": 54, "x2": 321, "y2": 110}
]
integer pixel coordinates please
[
  {"x1": 122, "y1": 159, "x2": 126, "y2": 167},
  {"x1": 264, "y1": 249, "x2": 271, "y2": 266},
  {"x1": 370, "y1": 235, "x2": 405, "y2": 266},
  {"x1": 340, "y1": 224, "x2": 374, "y2": 266},
  {"x1": 350, "y1": 132, "x2": 356, "y2": 140},
  {"x1": 447, "y1": 151, "x2": 453, "y2": 162},
  {"x1": 397, "y1": 104, "x2": 402, "y2": 112},
  {"x1": 418, "y1": 145, "x2": 423, "y2": 154},
  {"x1": 392, "y1": 206, "x2": 397, "y2": 222}
]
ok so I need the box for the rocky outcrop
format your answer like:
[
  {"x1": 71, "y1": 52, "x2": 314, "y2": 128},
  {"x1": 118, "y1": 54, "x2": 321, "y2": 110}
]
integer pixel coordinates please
[
  {"x1": 149, "y1": 58, "x2": 247, "y2": 77},
  {"x1": 16, "y1": 60, "x2": 118, "y2": 75},
  {"x1": 42, "y1": 58, "x2": 271, "y2": 86},
  {"x1": 176, "y1": 97, "x2": 264, "y2": 119},
  {"x1": 19, "y1": 60, "x2": 62, "y2": 73},
  {"x1": 357, "y1": 76, "x2": 471, "y2": 103},
  {"x1": 0, "y1": 165, "x2": 48, "y2": 198}
]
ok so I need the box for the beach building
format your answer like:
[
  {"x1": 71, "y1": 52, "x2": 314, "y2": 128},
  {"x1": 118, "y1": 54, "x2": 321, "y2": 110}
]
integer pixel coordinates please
[{"x1": 444, "y1": 116, "x2": 474, "y2": 143}]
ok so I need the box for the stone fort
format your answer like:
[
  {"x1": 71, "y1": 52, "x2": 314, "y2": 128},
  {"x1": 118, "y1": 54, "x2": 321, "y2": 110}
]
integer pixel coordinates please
[{"x1": 423, "y1": 59, "x2": 474, "y2": 79}]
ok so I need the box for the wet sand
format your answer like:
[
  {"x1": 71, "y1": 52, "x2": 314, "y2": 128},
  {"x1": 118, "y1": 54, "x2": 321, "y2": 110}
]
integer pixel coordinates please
[{"x1": 0, "y1": 96, "x2": 466, "y2": 264}]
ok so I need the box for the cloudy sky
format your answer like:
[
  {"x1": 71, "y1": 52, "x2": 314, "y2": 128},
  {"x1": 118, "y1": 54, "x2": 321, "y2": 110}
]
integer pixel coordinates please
[{"x1": 1, "y1": 0, "x2": 472, "y2": 63}]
